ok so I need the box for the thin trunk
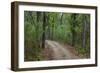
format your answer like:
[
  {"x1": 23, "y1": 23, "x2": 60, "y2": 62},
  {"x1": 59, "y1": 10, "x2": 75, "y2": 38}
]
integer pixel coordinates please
[
  {"x1": 47, "y1": 14, "x2": 50, "y2": 39},
  {"x1": 37, "y1": 12, "x2": 41, "y2": 22},
  {"x1": 51, "y1": 17, "x2": 54, "y2": 40},
  {"x1": 71, "y1": 14, "x2": 76, "y2": 46},
  {"x1": 42, "y1": 12, "x2": 46, "y2": 48},
  {"x1": 82, "y1": 15, "x2": 87, "y2": 49},
  {"x1": 60, "y1": 13, "x2": 63, "y2": 25},
  {"x1": 36, "y1": 12, "x2": 41, "y2": 48}
]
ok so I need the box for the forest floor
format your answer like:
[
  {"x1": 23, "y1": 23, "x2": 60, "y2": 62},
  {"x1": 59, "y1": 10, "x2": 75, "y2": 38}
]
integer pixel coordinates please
[{"x1": 42, "y1": 40, "x2": 81, "y2": 60}]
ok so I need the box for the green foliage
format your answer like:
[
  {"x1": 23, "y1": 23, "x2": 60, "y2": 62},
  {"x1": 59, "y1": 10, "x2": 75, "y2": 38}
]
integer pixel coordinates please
[
  {"x1": 25, "y1": 48, "x2": 45, "y2": 61},
  {"x1": 24, "y1": 11, "x2": 90, "y2": 61}
]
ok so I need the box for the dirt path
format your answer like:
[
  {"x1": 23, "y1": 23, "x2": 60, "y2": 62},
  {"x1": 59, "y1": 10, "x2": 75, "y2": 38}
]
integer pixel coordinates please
[{"x1": 45, "y1": 40, "x2": 79, "y2": 60}]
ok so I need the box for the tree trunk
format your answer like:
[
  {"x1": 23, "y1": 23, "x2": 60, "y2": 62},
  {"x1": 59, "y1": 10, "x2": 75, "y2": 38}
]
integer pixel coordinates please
[
  {"x1": 37, "y1": 12, "x2": 41, "y2": 22},
  {"x1": 71, "y1": 14, "x2": 76, "y2": 46},
  {"x1": 51, "y1": 17, "x2": 54, "y2": 40},
  {"x1": 42, "y1": 12, "x2": 46, "y2": 48},
  {"x1": 60, "y1": 13, "x2": 63, "y2": 25},
  {"x1": 82, "y1": 15, "x2": 87, "y2": 49},
  {"x1": 46, "y1": 14, "x2": 50, "y2": 40},
  {"x1": 36, "y1": 12, "x2": 41, "y2": 48}
]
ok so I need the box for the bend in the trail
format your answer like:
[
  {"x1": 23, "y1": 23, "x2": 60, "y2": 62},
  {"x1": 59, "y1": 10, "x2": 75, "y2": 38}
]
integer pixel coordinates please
[{"x1": 45, "y1": 40, "x2": 80, "y2": 60}]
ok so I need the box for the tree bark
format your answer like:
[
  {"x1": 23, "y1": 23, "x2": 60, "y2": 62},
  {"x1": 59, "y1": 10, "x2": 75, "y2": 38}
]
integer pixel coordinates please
[
  {"x1": 42, "y1": 12, "x2": 46, "y2": 48},
  {"x1": 71, "y1": 14, "x2": 76, "y2": 46},
  {"x1": 36, "y1": 12, "x2": 41, "y2": 48},
  {"x1": 82, "y1": 15, "x2": 87, "y2": 49},
  {"x1": 60, "y1": 13, "x2": 63, "y2": 25}
]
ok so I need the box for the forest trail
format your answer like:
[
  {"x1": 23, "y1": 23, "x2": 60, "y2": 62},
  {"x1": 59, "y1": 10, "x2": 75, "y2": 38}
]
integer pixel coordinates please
[{"x1": 45, "y1": 40, "x2": 79, "y2": 60}]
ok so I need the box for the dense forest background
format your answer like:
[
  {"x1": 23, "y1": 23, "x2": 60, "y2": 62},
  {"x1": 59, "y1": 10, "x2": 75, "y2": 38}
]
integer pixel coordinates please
[{"x1": 24, "y1": 11, "x2": 90, "y2": 61}]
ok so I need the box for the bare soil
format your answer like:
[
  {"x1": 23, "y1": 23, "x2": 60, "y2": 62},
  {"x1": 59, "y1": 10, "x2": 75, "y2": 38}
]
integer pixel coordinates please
[{"x1": 42, "y1": 40, "x2": 81, "y2": 60}]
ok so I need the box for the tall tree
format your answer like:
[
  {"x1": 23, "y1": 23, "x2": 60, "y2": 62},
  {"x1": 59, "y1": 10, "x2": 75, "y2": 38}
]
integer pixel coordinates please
[
  {"x1": 71, "y1": 14, "x2": 77, "y2": 46},
  {"x1": 36, "y1": 12, "x2": 42, "y2": 48},
  {"x1": 82, "y1": 15, "x2": 87, "y2": 49},
  {"x1": 37, "y1": 12, "x2": 41, "y2": 22},
  {"x1": 42, "y1": 12, "x2": 46, "y2": 48},
  {"x1": 60, "y1": 13, "x2": 63, "y2": 25},
  {"x1": 45, "y1": 13, "x2": 50, "y2": 40}
]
